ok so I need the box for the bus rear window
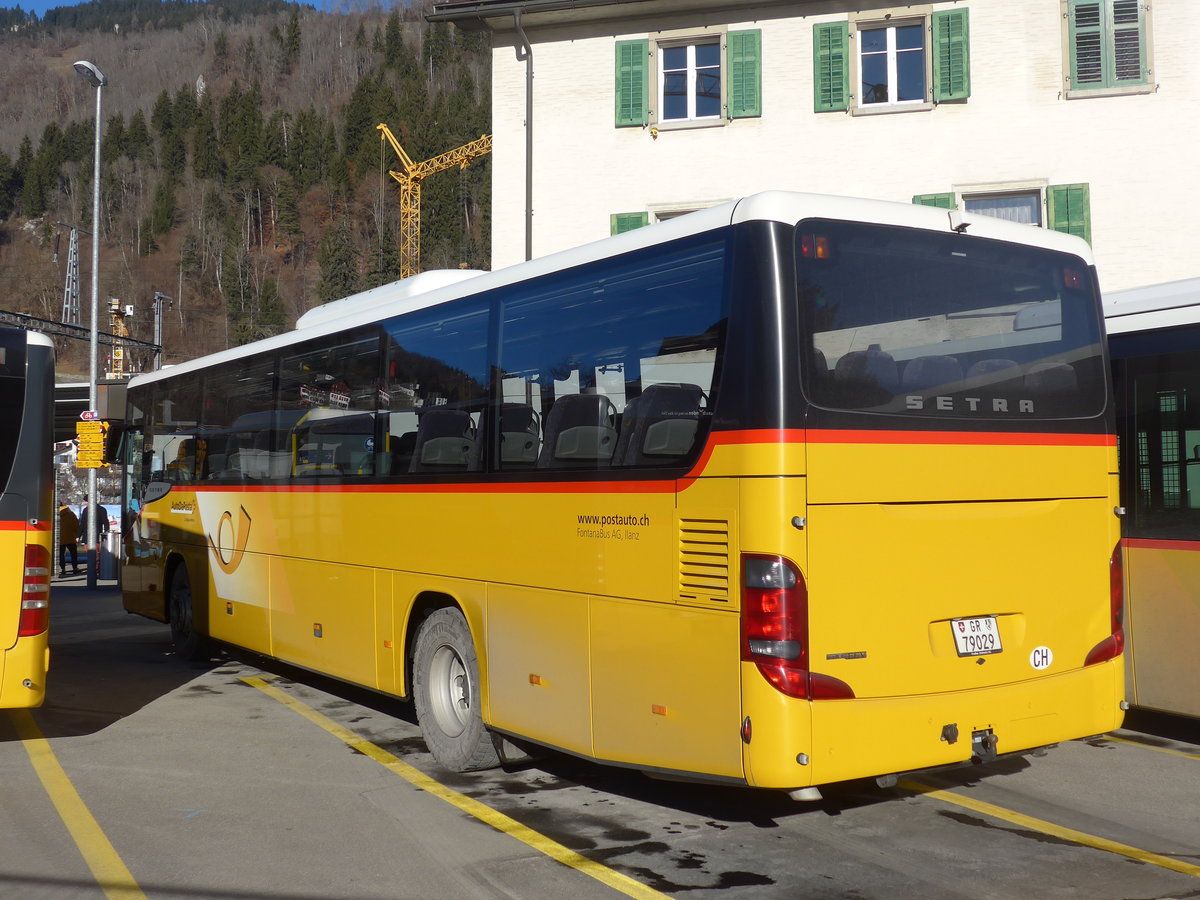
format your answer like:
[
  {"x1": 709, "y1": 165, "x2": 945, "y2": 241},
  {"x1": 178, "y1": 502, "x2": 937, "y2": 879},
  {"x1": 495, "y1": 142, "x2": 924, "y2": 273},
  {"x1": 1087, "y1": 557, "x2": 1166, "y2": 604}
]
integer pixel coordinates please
[
  {"x1": 0, "y1": 334, "x2": 26, "y2": 488},
  {"x1": 797, "y1": 219, "x2": 1107, "y2": 420}
]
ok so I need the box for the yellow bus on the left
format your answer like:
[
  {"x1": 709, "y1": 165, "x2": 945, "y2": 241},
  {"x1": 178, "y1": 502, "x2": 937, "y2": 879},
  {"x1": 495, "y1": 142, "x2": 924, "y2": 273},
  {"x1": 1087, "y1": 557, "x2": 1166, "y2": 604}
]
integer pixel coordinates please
[{"x1": 0, "y1": 327, "x2": 54, "y2": 708}]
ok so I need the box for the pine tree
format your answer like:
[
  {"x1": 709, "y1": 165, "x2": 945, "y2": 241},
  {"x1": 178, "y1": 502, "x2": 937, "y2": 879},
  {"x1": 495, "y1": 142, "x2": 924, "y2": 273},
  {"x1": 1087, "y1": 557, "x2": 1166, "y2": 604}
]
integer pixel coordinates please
[
  {"x1": 151, "y1": 90, "x2": 173, "y2": 136},
  {"x1": 0, "y1": 149, "x2": 13, "y2": 219},
  {"x1": 317, "y1": 220, "x2": 359, "y2": 304},
  {"x1": 274, "y1": 174, "x2": 301, "y2": 241},
  {"x1": 363, "y1": 219, "x2": 400, "y2": 289},
  {"x1": 125, "y1": 110, "x2": 152, "y2": 163},
  {"x1": 283, "y1": 8, "x2": 301, "y2": 73},
  {"x1": 192, "y1": 96, "x2": 223, "y2": 181},
  {"x1": 150, "y1": 178, "x2": 176, "y2": 236},
  {"x1": 101, "y1": 113, "x2": 126, "y2": 165}
]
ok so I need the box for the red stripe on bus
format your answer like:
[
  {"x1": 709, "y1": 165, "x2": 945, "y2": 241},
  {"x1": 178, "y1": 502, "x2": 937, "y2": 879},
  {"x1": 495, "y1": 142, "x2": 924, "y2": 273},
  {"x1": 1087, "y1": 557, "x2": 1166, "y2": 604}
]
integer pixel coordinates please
[
  {"x1": 176, "y1": 427, "x2": 1113, "y2": 497},
  {"x1": 1122, "y1": 537, "x2": 1200, "y2": 552},
  {"x1": 805, "y1": 429, "x2": 1115, "y2": 447},
  {"x1": 0, "y1": 520, "x2": 50, "y2": 532}
]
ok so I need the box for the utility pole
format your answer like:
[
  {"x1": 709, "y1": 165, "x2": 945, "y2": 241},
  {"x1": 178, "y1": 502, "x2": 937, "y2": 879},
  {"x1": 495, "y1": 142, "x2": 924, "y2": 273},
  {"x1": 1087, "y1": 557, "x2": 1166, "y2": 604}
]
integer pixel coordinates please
[{"x1": 152, "y1": 292, "x2": 173, "y2": 370}]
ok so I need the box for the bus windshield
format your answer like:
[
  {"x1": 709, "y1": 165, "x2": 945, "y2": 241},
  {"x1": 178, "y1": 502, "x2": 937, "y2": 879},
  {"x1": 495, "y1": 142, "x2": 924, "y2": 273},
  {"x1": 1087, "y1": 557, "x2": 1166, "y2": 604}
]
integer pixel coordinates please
[{"x1": 798, "y1": 219, "x2": 1107, "y2": 420}]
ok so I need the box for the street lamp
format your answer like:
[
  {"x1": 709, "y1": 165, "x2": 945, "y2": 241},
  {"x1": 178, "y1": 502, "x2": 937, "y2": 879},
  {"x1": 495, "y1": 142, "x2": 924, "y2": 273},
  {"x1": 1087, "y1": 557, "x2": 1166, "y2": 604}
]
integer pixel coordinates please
[{"x1": 74, "y1": 59, "x2": 107, "y2": 589}]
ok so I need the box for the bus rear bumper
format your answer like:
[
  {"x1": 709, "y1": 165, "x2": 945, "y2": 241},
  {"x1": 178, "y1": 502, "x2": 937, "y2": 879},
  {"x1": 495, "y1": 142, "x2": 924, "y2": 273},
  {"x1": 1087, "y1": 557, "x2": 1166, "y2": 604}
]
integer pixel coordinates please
[
  {"x1": 0, "y1": 634, "x2": 49, "y2": 708},
  {"x1": 743, "y1": 658, "x2": 1124, "y2": 790}
]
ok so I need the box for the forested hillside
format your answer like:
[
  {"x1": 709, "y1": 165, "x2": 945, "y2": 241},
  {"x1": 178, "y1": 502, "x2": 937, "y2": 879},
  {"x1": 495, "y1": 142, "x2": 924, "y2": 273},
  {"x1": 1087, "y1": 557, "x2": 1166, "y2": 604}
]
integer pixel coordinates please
[{"x1": 0, "y1": 0, "x2": 491, "y2": 378}]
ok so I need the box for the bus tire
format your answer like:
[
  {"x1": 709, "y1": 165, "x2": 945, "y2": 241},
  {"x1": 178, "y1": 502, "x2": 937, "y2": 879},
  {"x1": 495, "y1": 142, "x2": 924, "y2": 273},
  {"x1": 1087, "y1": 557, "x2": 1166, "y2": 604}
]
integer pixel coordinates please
[
  {"x1": 168, "y1": 564, "x2": 205, "y2": 661},
  {"x1": 412, "y1": 607, "x2": 500, "y2": 772}
]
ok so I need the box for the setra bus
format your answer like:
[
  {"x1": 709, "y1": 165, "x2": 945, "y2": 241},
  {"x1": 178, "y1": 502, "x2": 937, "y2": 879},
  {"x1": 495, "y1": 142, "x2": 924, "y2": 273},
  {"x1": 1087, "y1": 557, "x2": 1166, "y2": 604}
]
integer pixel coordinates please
[
  {"x1": 1, "y1": 327, "x2": 55, "y2": 708},
  {"x1": 1105, "y1": 276, "x2": 1200, "y2": 719},
  {"x1": 119, "y1": 192, "x2": 1124, "y2": 797}
]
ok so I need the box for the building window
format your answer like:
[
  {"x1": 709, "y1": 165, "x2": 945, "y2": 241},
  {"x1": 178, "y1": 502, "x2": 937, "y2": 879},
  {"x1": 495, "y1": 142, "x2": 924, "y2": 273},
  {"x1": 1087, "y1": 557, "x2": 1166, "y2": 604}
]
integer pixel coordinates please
[
  {"x1": 859, "y1": 22, "x2": 926, "y2": 106},
  {"x1": 1065, "y1": 0, "x2": 1152, "y2": 97},
  {"x1": 813, "y1": 9, "x2": 969, "y2": 114},
  {"x1": 661, "y1": 41, "x2": 721, "y2": 121},
  {"x1": 963, "y1": 192, "x2": 1042, "y2": 226},
  {"x1": 615, "y1": 29, "x2": 761, "y2": 128},
  {"x1": 912, "y1": 183, "x2": 1092, "y2": 245}
]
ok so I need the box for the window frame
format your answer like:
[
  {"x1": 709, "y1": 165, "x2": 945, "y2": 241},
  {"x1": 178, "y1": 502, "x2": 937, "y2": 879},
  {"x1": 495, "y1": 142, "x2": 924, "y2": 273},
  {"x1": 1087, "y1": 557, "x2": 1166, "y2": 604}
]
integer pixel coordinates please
[
  {"x1": 1062, "y1": 0, "x2": 1154, "y2": 99},
  {"x1": 849, "y1": 8, "x2": 934, "y2": 115},
  {"x1": 650, "y1": 27, "x2": 729, "y2": 130}
]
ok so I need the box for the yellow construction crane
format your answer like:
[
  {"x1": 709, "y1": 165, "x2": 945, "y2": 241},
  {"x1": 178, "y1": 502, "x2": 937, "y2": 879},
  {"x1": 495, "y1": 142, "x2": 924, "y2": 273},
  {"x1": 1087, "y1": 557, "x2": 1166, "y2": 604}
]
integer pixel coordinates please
[{"x1": 377, "y1": 123, "x2": 493, "y2": 279}]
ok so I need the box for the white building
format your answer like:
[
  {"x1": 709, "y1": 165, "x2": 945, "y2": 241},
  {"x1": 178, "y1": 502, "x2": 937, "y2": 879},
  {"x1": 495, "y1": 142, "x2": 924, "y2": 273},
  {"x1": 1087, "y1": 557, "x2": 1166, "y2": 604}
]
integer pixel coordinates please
[{"x1": 429, "y1": 0, "x2": 1195, "y2": 292}]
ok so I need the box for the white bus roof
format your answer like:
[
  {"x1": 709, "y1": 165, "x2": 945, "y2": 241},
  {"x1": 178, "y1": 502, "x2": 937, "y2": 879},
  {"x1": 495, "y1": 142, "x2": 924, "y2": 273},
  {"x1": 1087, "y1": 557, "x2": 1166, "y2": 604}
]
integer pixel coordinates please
[
  {"x1": 1103, "y1": 276, "x2": 1200, "y2": 335},
  {"x1": 128, "y1": 190, "x2": 1096, "y2": 389}
]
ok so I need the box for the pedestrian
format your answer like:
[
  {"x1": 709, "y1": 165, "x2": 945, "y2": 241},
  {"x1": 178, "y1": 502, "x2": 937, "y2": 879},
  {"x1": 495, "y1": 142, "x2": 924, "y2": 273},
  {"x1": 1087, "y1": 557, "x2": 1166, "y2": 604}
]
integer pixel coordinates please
[
  {"x1": 58, "y1": 505, "x2": 81, "y2": 576},
  {"x1": 77, "y1": 503, "x2": 110, "y2": 545}
]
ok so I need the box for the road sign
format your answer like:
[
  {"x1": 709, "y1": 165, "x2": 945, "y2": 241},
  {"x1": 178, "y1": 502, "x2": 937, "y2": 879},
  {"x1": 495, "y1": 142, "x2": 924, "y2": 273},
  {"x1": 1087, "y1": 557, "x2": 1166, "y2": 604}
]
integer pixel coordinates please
[
  {"x1": 76, "y1": 420, "x2": 107, "y2": 435},
  {"x1": 80, "y1": 410, "x2": 99, "y2": 421}
]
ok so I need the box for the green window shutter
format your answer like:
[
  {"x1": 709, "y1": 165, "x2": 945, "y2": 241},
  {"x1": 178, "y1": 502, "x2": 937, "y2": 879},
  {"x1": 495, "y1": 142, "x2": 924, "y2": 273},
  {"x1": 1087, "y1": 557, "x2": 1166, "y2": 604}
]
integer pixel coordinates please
[
  {"x1": 1068, "y1": 1, "x2": 1106, "y2": 88},
  {"x1": 1068, "y1": 0, "x2": 1147, "y2": 90},
  {"x1": 1110, "y1": 0, "x2": 1148, "y2": 85},
  {"x1": 932, "y1": 8, "x2": 970, "y2": 101},
  {"x1": 813, "y1": 22, "x2": 850, "y2": 112},
  {"x1": 1047, "y1": 183, "x2": 1091, "y2": 244},
  {"x1": 615, "y1": 40, "x2": 649, "y2": 127},
  {"x1": 728, "y1": 29, "x2": 762, "y2": 118},
  {"x1": 611, "y1": 212, "x2": 649, "y2": 235},
  {"x1": 912, "y1": 193, "x2": 957, "y2": 209}
]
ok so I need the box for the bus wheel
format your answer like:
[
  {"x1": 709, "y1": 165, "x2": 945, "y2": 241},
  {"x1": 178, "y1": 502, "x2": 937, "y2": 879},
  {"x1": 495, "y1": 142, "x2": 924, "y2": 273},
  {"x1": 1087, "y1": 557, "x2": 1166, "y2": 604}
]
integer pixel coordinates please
[
  {"x1": 168, "y1": 565, "x2": 205, "y2": 661},
  {"x1": 413, "y1": 607, "x2": 500, "y2": 772}
]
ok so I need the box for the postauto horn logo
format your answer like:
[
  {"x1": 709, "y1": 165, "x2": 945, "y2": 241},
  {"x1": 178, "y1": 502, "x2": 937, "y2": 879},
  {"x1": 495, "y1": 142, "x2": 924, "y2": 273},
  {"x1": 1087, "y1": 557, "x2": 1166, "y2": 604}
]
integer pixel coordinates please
[{"x1": 207, "y1": 506, "x2": 252, "y2": 575}]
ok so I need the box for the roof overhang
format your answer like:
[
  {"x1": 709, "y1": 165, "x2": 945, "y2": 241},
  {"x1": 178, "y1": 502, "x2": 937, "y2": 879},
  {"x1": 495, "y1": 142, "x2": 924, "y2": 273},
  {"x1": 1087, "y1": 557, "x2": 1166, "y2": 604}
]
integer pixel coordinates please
[{"x1": 427, "y1": 0, "x2": 806, "y2": 31}]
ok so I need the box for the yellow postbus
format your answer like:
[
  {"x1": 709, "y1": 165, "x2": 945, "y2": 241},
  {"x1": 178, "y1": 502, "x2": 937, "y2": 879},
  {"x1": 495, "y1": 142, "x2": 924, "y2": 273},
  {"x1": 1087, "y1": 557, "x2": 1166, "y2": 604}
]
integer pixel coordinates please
[
  {"x1": 120, "y1": 192, "x2": 1124, "y2": 797},
  {"x1": 1, "y1": 327, "x2": 54, "y2": 708},
  {"x1": 1105, "y1": 277, "x2": 1200, "y2": 719}
]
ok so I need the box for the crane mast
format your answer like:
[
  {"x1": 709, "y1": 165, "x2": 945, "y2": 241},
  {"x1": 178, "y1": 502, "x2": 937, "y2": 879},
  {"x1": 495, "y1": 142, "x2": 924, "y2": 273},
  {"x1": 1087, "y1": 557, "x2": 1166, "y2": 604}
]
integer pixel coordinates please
[{"x1": 377, "y1": 123, "x2": 493, "y2": 279}]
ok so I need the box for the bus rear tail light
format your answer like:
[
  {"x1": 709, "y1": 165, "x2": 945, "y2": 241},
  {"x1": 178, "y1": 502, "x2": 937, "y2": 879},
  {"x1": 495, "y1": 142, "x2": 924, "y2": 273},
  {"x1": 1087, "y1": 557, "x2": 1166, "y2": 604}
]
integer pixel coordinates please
[
  {"x1": 20, "y1": 544, "x2": 50, "y2": 637},
  {"x1": 741, "y1": 554, "x2": 854, "y2": 700},
  {"x1": 1085, "y1": 544, "x2": 1125, "y2": 667}
]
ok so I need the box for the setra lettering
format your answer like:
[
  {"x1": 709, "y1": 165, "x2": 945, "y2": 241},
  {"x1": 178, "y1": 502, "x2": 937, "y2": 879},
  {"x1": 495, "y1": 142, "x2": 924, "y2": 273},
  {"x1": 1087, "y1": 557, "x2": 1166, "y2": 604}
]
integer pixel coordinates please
[{"x1": 906, "y1": 395, "x2": 1036, "y2": 414}]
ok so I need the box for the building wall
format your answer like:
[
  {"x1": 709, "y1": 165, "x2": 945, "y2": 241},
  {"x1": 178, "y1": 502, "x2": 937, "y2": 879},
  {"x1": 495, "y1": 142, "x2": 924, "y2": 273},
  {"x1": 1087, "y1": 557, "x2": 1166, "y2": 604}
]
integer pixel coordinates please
[{"x1": 485, "y1": 0, "x2": 1198, "y2": 292}]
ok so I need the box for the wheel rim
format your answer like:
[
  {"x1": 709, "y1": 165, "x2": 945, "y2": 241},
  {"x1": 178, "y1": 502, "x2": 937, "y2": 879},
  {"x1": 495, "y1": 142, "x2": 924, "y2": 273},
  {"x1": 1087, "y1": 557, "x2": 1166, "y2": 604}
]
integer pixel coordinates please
[{"x1": 428, "y1": 643, "x2": 470, "y2": 738}]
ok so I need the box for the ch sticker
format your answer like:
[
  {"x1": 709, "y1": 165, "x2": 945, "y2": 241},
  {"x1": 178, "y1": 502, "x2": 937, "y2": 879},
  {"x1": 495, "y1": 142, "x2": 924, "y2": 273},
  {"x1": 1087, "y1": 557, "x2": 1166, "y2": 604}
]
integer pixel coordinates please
[{"x1": 207, "y1": 506, "x2": 252, "y2": 574}]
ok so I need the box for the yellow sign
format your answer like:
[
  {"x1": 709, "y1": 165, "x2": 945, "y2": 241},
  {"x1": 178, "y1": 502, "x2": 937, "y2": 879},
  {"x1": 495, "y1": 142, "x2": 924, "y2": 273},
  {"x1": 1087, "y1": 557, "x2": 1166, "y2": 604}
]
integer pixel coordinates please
[{"x1": 76, "y1": 420, "x2": 108, "y2": 435}]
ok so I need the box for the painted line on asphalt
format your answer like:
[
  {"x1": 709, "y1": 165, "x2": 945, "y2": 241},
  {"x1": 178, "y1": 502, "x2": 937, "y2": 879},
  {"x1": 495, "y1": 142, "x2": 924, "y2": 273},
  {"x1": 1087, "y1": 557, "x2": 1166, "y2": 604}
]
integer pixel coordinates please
[
  {"x1": 1103, "y1": 734, "x2": 1200, "y2": 762},
  {"x1": 8, "y1": 710, "x2": 148, "y2": 900},
  {"x1": 900, "y1": 777, "x2": 1200, "y2": 878},
  {"x1": 242, "y1": 675, "x2": 669, "y2": 900}
]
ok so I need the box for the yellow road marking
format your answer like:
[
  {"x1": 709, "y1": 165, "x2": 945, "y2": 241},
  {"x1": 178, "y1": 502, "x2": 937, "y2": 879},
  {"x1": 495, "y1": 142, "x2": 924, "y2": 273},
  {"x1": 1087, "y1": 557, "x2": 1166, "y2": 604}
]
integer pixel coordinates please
[
  {"x1": 900, "y1": 777, "x2": 1200, "y2": 879},
  {"x1": 242, "y1": 675, "x2": 669, "y2": 900},
  {"x1": 1104, "y1": 734, "x2": 1200, "y2": 762},
  {"x1": 9, "y1": 710, "x2": 147, "y2": 900}
]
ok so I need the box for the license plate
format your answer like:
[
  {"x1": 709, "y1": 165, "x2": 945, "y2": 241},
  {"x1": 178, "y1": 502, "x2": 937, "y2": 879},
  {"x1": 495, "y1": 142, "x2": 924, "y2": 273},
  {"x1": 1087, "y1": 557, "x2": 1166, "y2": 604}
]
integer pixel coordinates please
[{"x1": 951, "y1": 616, "x2": 1002, "y2": 657}]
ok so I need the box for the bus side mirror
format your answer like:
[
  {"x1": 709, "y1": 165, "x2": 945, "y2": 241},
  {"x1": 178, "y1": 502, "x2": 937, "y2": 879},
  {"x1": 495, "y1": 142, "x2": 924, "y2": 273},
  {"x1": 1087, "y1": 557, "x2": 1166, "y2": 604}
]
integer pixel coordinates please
[{"x1": 143, "y1": 482, "x2": 173, "y2": 504}]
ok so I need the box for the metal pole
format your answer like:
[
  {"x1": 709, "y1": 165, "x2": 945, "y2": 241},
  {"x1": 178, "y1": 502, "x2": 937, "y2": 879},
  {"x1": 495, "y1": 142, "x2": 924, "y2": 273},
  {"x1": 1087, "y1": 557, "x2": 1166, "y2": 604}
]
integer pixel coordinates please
[{"x1": 75, "y1": 60, "x2": 107, "y2": 589}]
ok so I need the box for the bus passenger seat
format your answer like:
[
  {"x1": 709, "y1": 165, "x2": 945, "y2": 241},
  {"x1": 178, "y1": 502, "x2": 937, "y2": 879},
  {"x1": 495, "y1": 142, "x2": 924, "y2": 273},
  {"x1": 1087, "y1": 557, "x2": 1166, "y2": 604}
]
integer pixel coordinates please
[
  {"x1": 615, "y1": 383, "x2": 707, "y2": 466},
  {"x1": 901, "y1": 355, "x2": 963, "y2": 392},
  {"x1": 409, "y1": 409, "x2": 476, "y2": 471},
  {"x1": 966, "y1": 358, "x2": 1020, "y2": 379},
  {"x1": 834, "y1": 344, "x2": 900, "y2": 395},
  {"x1": 538, "y1": 394, "x2": 618, "y2": 467},
  {"x1": 1024, "y1": 362, "x2": 1077, "y2": 394},
  {"x1": 498, "y1": 404, "x2": 540, "y2": 466}
]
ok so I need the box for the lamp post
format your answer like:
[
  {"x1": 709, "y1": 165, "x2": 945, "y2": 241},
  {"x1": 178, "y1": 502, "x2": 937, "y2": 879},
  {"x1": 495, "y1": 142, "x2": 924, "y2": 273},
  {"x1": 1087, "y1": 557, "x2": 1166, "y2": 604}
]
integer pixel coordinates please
[{"x1": 74, "y1": 59, "x2": 107, "y2": 590}]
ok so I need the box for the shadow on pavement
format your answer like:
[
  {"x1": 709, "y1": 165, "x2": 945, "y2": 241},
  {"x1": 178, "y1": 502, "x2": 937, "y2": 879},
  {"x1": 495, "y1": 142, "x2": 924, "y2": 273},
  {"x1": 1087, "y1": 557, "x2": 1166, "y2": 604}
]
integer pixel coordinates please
[{"x1": 2, "y1": 578, "x2": 216, "y2": 741}]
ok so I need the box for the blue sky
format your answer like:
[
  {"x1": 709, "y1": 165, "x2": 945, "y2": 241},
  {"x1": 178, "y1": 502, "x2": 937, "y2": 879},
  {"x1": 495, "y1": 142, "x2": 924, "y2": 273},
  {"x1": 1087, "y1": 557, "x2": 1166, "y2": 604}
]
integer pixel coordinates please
[{"x1": 2, "y1": 0, "x2": 90, "y2": 17}]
